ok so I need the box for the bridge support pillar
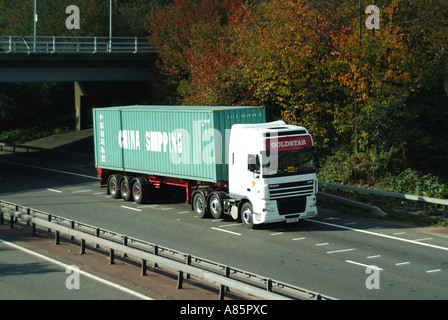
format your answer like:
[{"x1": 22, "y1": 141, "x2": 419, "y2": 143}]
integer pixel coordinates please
[{"x1": 74, "y1": 81, "x2": 88, "y2": 131}]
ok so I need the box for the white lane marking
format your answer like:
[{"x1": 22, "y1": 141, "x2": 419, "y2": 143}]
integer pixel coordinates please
[
  {"x1": 345, "y1": 260, "x2": 383, "y2": 271},
  {"x1": 47, "y1": 188, "x2": 63, "y2": 193},
  {"x1": 315, "y1": 242, "x2": 329, "y2": 246},
  {"x1": 0, "y1": 160, "x2": 99, "y2": 180},
  {"x1": 395, "y1": 262, "x2": 410, "y2": 266},
  {"x1": 412, "y1": 238, "x2": 433, "y2": 242},
  {"x1": 177, "y1": 211, "x2": 189, "y2": 214},
  {"x1": 121, "y1": 206, "x2": 142, "y2": 212},
  {"x1": 211, "y1": 227, "x2": 242, "y2": 236},
  {"x1": 309, "y1": 219, "x2": 448, "y2": 252},
  {"x1": 293, "y1": 237, "x2": 306, "y2": 241},
  {"x1": 0, "y1": 238, "x2": 153, "y2": 300},
  {"x1": 367, "y1": 255, "x2": 382, "y2": 259},
  {"x1": 218, "y1": 223, "x2": 240, "y2": 228},
  {"x1": 72, "y1": 190, "x2": 91, "y2": 194},
  {"x1": 270, "y1": 232, "x2": 283, "y2": 236},
  {"x1": 327, "y1": 248, "x2": 356, "y2": 254},
  {"x1": 393, "y1": 232, "x2": 406, "y2": 235},
  {"x1": 426, "y1": 269, "x2": 442, "y2": 273}
]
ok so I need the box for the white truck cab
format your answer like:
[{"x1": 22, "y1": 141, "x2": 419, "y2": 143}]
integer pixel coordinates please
[{"x1": 228, "y1": 121, "x2": 318, "y2": 228}]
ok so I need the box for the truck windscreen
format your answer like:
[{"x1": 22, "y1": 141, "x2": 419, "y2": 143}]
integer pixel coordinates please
[{"x1": 261, "y1": 147, "x2": 315, "y2": 177}]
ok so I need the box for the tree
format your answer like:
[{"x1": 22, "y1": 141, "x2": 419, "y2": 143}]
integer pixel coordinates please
[{"x1": 147, "y1": 0, "x2": 245, "y2": 105}]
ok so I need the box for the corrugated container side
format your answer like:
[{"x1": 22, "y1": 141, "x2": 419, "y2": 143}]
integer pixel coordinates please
[{"x1": 93, "y1": 106, "x2": 265, "y2": 182}]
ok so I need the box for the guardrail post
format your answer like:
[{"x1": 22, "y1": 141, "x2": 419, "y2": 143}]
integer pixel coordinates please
[
  {"x1": 123, "y1": 236, "x2": 128, "y2": 257},
  {"x1": 70, "y1": 220, "x2": 75, "y2": 240},
  {"x1": 0, "y1": 211, "x2": 3, "y2": 225},
  {"x1": 153, "y1": 245, "x2": 159, "y2": 268},
  {"x1": 32, "y1": 223, "x2": 36, "y2": 237},
  {"x1": 26, "y1": 208, "x2": 31, "y2": 226},
  {"x1": 141, "y1": 259, "x2": 147, "y2": 276},
  {"x1": 176, "y1": 271, "x2": 184, "y2": 289},
  {"x1": 219, "y1": 284, "x2": 226, "y2": 300},
  {"x1": 10, "y1": 213, "x2": 14, "y2": 229},
  {"x1": 55, "y1": 231, "x2": 60, "y2": 245},
  {"x1": 95, "y1": 228, "x2": 100, "y2": 248},
  {"x1": 109, "y1": 249, "x2": 115, "y2": 265},
  {"x1": 47, "y1": 214, "x2": 52, "y2": 232},
  {"x1": 80, "y1": 239, "x2": 86, "y2": 255},
  {"x1": 185, "y1": 255, "x2": 191, "y2": 279},
  {"x1": 266, "y1": 279, "x2": 273, "y2": 292}
]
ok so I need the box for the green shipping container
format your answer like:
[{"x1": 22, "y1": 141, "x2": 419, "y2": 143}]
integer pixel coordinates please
[{"x1": 93, "y1": 105, "x2": 266, "y2": 183}]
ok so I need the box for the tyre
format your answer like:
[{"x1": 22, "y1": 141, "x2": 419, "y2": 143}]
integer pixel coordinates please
[
  {"x1": 120, "y1": 176, "x2": 133, "y2": 201},
  {"x1": 241, "y1": 202, "x2": 254, "y2": 229},
  {"x1": 209, "y1": 194, "x2": 223, "y2": 219},
  {"x1": 132, "y1": 178, "x2": 149, "y2": 204},
  {"x1": 108, "y1": 175, "x2": 121, "y2": 199},
  {"x1": 192, "y1": 192, "x2": 207, "y2": 218}
]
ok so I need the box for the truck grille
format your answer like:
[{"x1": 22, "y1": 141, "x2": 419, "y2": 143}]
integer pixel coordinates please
[
  {"x1": 276, "y1": 196, "x2": 307, "y2": 215},
  {"x1": 268, "y1": 180, "x2": 314, "y2": 200}
]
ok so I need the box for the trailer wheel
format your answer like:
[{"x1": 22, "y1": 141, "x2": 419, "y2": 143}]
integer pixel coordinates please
[
  {"x1": 132, "y1": 178, "x2": 145, "y2": 204},
  {"x1": 108, "y1": 175, "x2": 122, "y2": 199},
  {"x1": 192, "y1": 192, "x2": 207, "y2": 218},
  {"x1": 120, "y1": 176, "x2": 133, "y2": 201},
  {"x1": 241, "y1": 202, "x2": 254, "y2": 229},
  {"x1": 209, "y1": 194, "x2": 223, "y2": 219},
  {"x1": 132, "y1": 178, "x2": 154, "y2": 204}
]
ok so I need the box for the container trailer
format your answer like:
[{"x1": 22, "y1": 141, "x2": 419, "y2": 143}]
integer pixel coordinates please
[{"x1": 93, "y1": 105, "x2": 318, "y2": 228}]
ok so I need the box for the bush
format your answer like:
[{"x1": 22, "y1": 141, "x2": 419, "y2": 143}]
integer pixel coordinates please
[
  {"x1": 318, "y1": 150, "x2": 448, "y2": 199},
  {"x1": 389, "y1": 169, "x2": 448, "y2": 199}
]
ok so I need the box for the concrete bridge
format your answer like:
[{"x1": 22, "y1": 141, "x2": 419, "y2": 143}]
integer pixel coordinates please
[{"x1": 0, "y1": 36, "x2": 157, "y2": 130}]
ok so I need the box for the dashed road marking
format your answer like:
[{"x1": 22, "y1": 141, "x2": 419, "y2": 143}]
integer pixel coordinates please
[
  {"x1": 72, "y1": 190, "x2": 91, "y2": 194},
  {"x1": 121, "y1": 206, "x2": 142, "y2": 212},
  {"x1": 346, "y1": 260, "x2": 383, "y2": 271},
  {"x1": 47, "y1": 188, "x2": 63, "y2": 193},
  {"x1": 426, "y1": 269, "x2": 442, "y2": 273},
  {"x1": 327, "y1": 248, "x2": 356, "y2": 254},
  {"x1": 211, "y1": 227, "x2": 242, "y2": 236}
]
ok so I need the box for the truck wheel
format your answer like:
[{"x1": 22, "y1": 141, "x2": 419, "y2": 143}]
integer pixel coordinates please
[
  {"x1": 132, "y1": 178, "x2": 149, "y2": 204},
  {"x1": 108, "y1": 175, "x2": 121, "y2": 199},
  {"x1": 209, "y1": 194, "x2": 223, "y2": 219},
  {"x1": 192, "y1": 192, "x2": 207, "y2": 218},
  {"x1": 120, "y1": 176, "x2": 133, "y2": 201},
  {"x1": 241, "y1": 202, "x2": 254, "y2": 229}
]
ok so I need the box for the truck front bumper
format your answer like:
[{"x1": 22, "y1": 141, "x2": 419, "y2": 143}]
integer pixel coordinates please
[{"x1": 252, "y1": 195, "x2": 317, "y2": 225}]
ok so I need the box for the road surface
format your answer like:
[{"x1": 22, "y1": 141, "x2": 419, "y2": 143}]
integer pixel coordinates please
[{"x1": 1, "y1": 145, "x2": 447, "y2": 300}]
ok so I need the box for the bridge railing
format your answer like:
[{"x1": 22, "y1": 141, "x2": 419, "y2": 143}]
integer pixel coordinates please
[{"x1": 0, "y1": 35, "x2": 156, "y2": 54}]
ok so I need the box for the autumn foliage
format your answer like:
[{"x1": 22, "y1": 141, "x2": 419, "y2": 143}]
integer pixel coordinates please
[{"x1": 147, "y1": 0, "x2": 447, "y2": 160}]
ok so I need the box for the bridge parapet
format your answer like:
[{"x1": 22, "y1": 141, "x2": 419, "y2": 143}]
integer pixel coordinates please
[{"x1": 0, "y1": 35, "x2": 156, "y2": 55}]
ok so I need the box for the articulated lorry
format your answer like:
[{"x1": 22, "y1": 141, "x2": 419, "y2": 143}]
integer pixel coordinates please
[{"x1": 93, "y1": 105, "x2": 318, "y2": 228}]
